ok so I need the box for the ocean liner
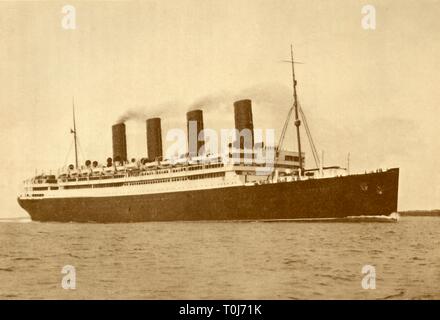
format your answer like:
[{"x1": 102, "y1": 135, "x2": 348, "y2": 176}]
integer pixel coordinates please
[{"x1": 17, "y1": 48, "x2": 399, "y2": 223}]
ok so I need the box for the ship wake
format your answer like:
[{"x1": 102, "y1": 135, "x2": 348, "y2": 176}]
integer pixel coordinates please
[{"x1": 262, "y1": 212, "x2": 400, "y2": 223}]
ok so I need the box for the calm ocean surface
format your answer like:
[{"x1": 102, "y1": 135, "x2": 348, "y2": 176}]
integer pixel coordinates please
[{"x1": 0, "y1": 216, "x2": 439, "y2": 299}]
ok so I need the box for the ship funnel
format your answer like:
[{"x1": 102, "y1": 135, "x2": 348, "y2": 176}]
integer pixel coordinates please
[
  {"x1": 112, "y1": 123, "x2": 127, "y2": 163},
  {"x1": 146, "y1": 117, "x2": 163, "y2": 161},
  {"x1": 186, "y1": 109, "x2": 205, "y2": 157},
  {"x1": 233, "y1": 99, "x2": 254, "y2": 149}
]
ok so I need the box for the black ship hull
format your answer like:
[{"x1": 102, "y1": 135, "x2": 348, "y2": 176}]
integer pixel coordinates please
[{"x1": 18, "y1": 168, "x2": 399, "y2": 223}]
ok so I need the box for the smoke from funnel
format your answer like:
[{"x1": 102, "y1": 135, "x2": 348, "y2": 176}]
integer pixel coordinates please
[
  {"x1": 188, "y1": 83, "x2": 292, "y2": 112},
  {"x1": 117, "y1": 83, "x2": 291, "y2": 122},
  {"x1": 114, "y1": 83, "x2": 294, "y2": 158},
  {"x1": 116, "y1": 101, "x2": 181, "y2": 123}
]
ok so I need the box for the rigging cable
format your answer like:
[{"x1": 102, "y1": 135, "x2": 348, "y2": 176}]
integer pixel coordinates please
[
  {"x1": 276, "y1": 105, "x2": 294, "y2": 152},
  {"x1": 63, "y1": 139, "x2": 74, "y2": 168},
  {"x1": 76, "y1": 136, "x2": 87, "y2": 166},
  {"x1": 277, "y1": 102, "x2": 321, "y2": 169},
  {"x1": 298, "y1": 102, "x2": 320, "y2": 169}
]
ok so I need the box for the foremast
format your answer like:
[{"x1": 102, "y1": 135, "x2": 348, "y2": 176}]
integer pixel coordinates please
[
  {"x1": 71, "y1": 97, "x2": 79, "y2": 169},
  {"x1": 289, "y1": 45, "x2": 303, "y2": 174}
]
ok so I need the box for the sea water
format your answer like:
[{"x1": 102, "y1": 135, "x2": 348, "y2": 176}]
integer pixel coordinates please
[{"x1": 0, "y1": 216, "x2": 439, "y2": 299}]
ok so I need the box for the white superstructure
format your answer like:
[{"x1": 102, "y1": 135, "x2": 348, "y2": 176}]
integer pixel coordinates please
[{"x1": 19, "y1": 149, "x2": 313, "y2": 200}]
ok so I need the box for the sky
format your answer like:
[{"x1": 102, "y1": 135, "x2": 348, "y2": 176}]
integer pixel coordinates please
[{"x1": 0, "y1": 0, "x2": 439, "y2": 218}]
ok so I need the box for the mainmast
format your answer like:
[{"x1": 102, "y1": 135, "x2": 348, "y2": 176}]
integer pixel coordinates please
[
  {"x1": 72, "y1": 97, "x2": 79, "y2": 169},
  {"x1": 290, "y1": 45, "x2": 303, "y2": 174}
]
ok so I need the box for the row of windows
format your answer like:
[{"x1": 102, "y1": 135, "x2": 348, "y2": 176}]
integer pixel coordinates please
[
  {"x1": 126, "y1": 172, "x2": 225, "y2": 186},
  {"x1": 142, "y1": 169, "x2": 169, "y2": 176},
  {"x1": 172, "y1": 163, "x2": 224, "y2": 173},
  {"x1": 63, "y1": 174, "x2": 124, "y2": 182},
  {"x1": 140, "y1": 163, "x2": 224, "y2": 175},
  {"x1": 188, "y1": 173, "x2": 225, "y2": 180},
  {"x1": 284, "y1": 155, "x2": 303, "y2": 162},
  {"x1": 60, "y1": 164, "x2": 226, "y2": 182},
  {"x1": 128, "y1": 178, "x2": 173, "y2": 185},
  {"x1": 64, "y1": 182, "x2": 125, "y2": 189},
  {"x1": 53, "y1": 172, "x2": 227, "y2": 190},
  {"x1": 64, "y1": 184, "x2": 93, "y2": 189},
  {"x1": 94, "y1": 182, "x2": 124, "y2": 188},
  {"x1": 188, "y1": 166, "x2": 203, "y2": 171}
]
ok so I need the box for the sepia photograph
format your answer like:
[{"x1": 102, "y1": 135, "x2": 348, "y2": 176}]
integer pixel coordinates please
[{"x1": 0, "y1": 0, "x2": 439, "y2": 305}]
